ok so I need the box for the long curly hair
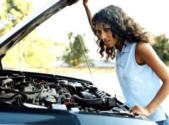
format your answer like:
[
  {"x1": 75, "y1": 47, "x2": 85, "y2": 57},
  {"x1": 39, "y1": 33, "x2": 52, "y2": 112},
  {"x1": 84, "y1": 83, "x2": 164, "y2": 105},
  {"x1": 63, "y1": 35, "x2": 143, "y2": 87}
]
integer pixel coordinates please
[{"x1": 92, "y1": 5, "x2": 150, "y2": 60}]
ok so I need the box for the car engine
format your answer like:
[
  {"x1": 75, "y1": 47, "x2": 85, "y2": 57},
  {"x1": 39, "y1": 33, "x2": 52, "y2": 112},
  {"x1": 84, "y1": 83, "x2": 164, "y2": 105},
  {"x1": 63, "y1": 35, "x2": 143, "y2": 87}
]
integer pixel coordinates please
[{"x1": 0, "y1": 73, "x2": 130, "y2": 115}]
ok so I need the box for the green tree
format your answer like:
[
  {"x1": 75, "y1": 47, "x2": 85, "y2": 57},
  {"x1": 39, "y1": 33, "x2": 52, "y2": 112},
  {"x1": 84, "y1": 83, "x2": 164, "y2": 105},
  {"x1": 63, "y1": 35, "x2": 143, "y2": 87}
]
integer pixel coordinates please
[
  {"x1": 62, "y1": 33, "x2": 91, "y2": 66},
  {"x1": 152, "y1": 34, "x2": 169, "y2": 64}
]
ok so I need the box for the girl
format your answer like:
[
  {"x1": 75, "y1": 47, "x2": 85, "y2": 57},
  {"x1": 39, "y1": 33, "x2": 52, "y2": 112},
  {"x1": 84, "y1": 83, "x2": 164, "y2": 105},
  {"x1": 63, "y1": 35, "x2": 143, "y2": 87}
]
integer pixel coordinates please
[{"x1": 83, "y1": 0, "x2": 169, "y2": 124}]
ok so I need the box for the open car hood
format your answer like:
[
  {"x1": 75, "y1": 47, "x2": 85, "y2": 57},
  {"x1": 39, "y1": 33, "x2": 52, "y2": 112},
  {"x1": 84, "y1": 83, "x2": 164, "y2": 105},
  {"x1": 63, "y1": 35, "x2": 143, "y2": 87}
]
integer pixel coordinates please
[
  {"x1": 0, "y1": 1, "x2": 157, "y2": 124},
  {"x1": 0, "y1": 0, "x2": 79, "y2": 69}
]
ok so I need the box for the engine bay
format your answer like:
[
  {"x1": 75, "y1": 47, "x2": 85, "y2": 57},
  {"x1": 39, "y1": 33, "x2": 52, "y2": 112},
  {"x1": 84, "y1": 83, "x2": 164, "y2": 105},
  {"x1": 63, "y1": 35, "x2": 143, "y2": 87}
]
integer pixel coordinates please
[{"x1": 0, "y1": 71, "x2": 134, "y2": 117}]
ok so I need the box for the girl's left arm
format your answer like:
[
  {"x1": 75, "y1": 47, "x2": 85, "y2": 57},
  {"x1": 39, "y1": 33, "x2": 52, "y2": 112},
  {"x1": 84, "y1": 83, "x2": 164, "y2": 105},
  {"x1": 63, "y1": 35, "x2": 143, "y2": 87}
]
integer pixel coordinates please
[{"x1": 130, "y1": 42, "x2": 169, "y2": 117}]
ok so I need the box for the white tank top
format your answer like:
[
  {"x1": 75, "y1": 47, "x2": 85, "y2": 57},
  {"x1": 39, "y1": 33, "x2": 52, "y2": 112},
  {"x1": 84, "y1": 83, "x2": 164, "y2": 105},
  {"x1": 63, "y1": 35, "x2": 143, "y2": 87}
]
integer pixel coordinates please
[{"x1": 115, "y1": 42, "x2": 166, "y2": 121}]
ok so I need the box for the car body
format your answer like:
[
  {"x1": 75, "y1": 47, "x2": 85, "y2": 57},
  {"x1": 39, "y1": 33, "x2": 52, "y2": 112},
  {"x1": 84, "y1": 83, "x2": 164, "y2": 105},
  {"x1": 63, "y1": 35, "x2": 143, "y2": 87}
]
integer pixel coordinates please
[{"x1": 0, "y1": 0, "x2": 157, "y2": 124}]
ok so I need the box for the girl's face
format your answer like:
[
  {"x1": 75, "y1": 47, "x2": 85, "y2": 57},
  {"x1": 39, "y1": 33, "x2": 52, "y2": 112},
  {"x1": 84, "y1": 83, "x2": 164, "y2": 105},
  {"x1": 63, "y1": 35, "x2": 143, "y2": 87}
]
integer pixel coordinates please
[{"x1": 95, "y1": 22, "x2": 118, "y2": 48}]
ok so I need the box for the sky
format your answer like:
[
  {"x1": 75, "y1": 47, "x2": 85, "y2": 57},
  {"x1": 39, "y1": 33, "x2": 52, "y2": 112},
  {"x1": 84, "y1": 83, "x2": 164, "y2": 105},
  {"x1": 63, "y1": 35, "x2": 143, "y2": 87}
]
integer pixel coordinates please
[{"x1": 31, "y1": 0, "x2": 169, "y2": 59}]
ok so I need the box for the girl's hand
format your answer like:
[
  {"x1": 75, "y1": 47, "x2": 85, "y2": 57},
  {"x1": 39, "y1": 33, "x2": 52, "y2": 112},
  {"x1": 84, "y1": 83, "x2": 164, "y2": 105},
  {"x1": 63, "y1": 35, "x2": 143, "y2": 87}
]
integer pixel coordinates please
[
  {"x1": 130, "y1": 105, "x2": 151, "y2": 117},
  {"x1": 83, "y1": 0, "x2": 88, "y2": 5}
]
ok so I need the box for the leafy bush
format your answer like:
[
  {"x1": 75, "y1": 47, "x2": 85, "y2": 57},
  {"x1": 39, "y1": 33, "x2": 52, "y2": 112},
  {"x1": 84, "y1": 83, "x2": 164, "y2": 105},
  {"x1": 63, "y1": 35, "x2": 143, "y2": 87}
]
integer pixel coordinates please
[
  {"x1": 152, "y1": 34, "x2": 169, "y2": 64},
  {"x1": 62, "y1": 33, "x2": 92, "y2": 67}
]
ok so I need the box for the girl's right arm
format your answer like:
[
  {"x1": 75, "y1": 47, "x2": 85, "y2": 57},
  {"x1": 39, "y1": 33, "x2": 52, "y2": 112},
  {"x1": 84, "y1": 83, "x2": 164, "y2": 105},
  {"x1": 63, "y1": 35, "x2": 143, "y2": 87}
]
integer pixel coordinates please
[{"x1": 83, "y1": 0, "x2": 94, "y2": 31}]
